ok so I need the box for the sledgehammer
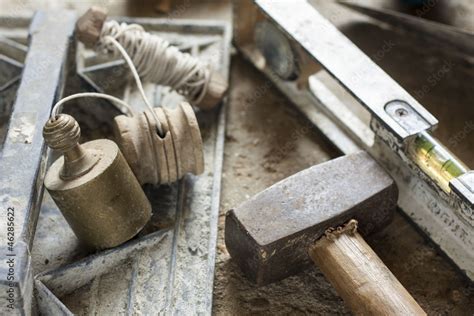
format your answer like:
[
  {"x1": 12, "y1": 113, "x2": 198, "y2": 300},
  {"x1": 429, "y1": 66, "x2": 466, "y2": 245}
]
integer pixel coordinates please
[{"x1": 225, "y1": 151, "x2": 425, "y2": 315}]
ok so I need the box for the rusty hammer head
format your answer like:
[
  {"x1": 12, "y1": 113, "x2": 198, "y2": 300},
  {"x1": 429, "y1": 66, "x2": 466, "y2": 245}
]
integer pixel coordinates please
[{"x1": 225, "y1": 151, "x2": 398, "y2": 285}]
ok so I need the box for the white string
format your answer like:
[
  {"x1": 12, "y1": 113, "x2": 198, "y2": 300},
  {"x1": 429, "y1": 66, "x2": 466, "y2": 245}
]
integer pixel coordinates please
[
  {"x1": 102, "y1": 36, "x2": 164, "y2": 136},
  {"x1": 97, "y1": 20, "x2": 211, "y2": 105},
  {"x1": 51, "y1": 20, "x2": 209, "y2": 135},
  {"x1": 50, "y1": 31, "x2": 166, "y2": 135},
  {"x1": 49, "y1": 38, "x2": 167, "y2": 135},
  {"x1": 51, "y1": 92, "x2": 134, "y2": 120}
]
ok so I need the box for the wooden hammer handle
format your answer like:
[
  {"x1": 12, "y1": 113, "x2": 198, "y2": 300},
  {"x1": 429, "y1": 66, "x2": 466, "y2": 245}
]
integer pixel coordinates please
[{"x1": 309, "y1": 223, "x2": 426, "y2": 316}]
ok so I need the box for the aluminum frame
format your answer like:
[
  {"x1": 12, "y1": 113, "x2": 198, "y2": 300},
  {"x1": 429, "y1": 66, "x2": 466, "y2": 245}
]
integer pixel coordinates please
[{"x1": 0, "y1": 10, "x2": 76, "y2": 315}]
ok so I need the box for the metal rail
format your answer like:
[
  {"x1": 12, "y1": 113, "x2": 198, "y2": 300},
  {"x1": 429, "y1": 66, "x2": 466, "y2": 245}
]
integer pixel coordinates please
[{"x1": 0, "y1": 10, "x2": 76, "y2": 315}]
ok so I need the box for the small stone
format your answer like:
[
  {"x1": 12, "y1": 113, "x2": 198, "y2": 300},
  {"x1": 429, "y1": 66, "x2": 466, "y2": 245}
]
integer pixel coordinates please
[{"x1": 451, "y1": 290, "x2": 463, "y2": 303}]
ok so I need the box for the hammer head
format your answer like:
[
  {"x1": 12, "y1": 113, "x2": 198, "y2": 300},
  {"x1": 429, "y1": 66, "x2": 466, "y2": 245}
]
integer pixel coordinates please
[{"x1": 225, "y1": 151, "x2": 398, "y2": 285}]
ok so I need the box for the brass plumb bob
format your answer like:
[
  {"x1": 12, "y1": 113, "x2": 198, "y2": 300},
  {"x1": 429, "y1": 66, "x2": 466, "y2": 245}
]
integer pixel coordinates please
[{"x1": 43, "y1": 114, "x2": 152, "y2": 249}]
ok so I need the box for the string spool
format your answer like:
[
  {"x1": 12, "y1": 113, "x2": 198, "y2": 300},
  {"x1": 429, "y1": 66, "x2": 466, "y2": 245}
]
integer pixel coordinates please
[
  {"x1": 113, "y1": 101, "x2": 204, "y2": 185},
  {"x1": 43, "y1": 114, "x2": 152, "y2": 249},
  {"x1": 76, "y1": 6, "x2": 228, "y2": 110}
]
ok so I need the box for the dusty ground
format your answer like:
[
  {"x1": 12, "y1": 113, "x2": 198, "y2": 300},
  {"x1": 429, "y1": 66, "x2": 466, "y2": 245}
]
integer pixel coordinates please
[{"x1": 1, "y1": 0, "x2": 473, "y2": 314}]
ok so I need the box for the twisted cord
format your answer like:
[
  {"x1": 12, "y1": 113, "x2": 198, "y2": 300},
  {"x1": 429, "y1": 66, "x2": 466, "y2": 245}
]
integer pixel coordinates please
[
  {"x1": 43, "y1": 114, "x2": 80, "y2": 152},
  {"x1": 98, "y1": 20, "x2": 210, "y2": 105},
  {"x1": 51, "y1": 92, "x2": 135, "y2": 119},
  {"x1": 101, "y1": 36, "x2": 164, "y2": 136},
  {"x1": 49, "y1": 20, "x2": 211, "y2": 137}
]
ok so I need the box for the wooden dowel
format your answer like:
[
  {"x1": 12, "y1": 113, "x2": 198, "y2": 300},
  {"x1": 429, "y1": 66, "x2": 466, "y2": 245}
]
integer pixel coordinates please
[
  {"x1": 155, "y1": 0, "x2": 172, "y2": 13},
  {"x1": 309, "y1": 224, "x2": 426, "y2": 316}
]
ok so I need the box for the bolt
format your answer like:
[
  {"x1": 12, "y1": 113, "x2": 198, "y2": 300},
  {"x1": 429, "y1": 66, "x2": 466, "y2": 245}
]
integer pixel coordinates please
[{"x1": 396, "y1": 108, "x2": 408, "y2": 117}]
